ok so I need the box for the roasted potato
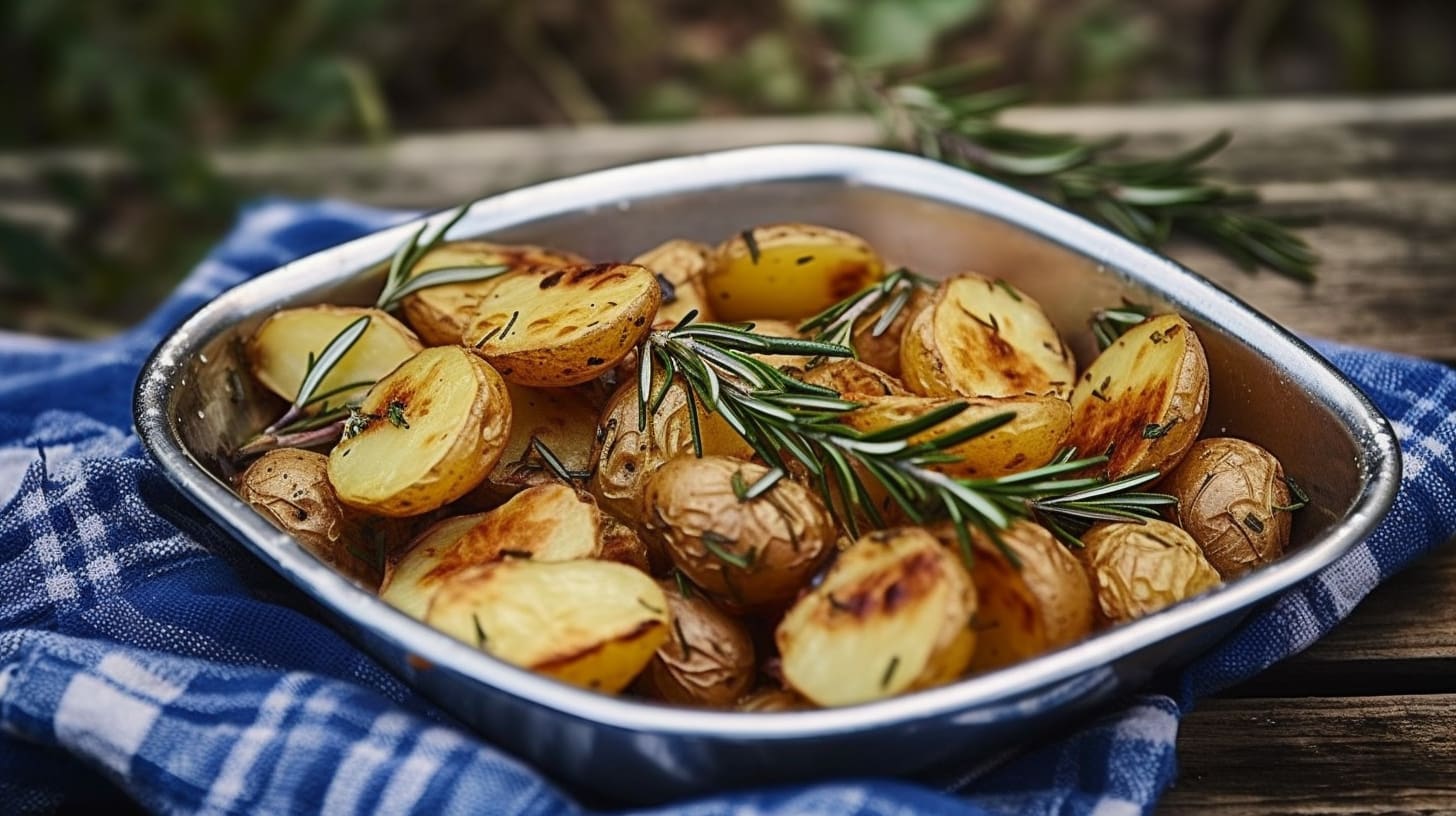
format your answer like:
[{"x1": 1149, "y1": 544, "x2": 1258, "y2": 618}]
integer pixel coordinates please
[
  {"x1": 777, "y1": 528, "x2": 977, "y2": 707},
  {"x1": 793, "y1": 359, "x2": 910, "y2": 398},
  {"x1": 599, "y1": 516, "x2": 653, "y2": 573},
  {"x1": 247, "y1": 306, "x2": 423, "y2": 409},
  {"x1": 740, "y1": 318, "x2": 814, "y2": 370},
  {"x1": 930, "y1": 520, "x2": 1095, "y2": 671},
  {"x1": 1164, "y1": 437, "x2": 1294, "y2": 578},
  {"x1": 482, "y1": 383, "x2": 600, "y2": 497},
  {"x1": 238, "y1": 448, "x2": 391, "y2": 587},
  {"x1": 643, "y1": 456, "x2": 837, "y2": 609},
  {"x1": 735, "y1": 687, "x2": 812, "y2": 712},
  {"x1": 901, "y1": 274, "x2": 1075, "y2": 400},
  {"x1": 850, "y1": 281, "x2": 933, "y2": 377},
  {"x1": 1067, "y1": 314, "x2": 1209, "y2": 479},
  {"x1": 632, "y1": 239, "x2": 716, "y2": 326},
  {"x1": 398, "y1": 240, "x2": 587, "y2": 346},
  {"x1": 589, "y1": 372, "x2": 754, "y2": 527},
  {"x1": 708, "y1": 223, "x2": 885, "y2": 322},
  {"x1": 1078, "y1": 519, "x2": 1222, "y2": 624},
  {"x1": 463, "y1": 263, "x2": 661, "y2": 387},
  {"x1": 426, "y1": 559, "x2": 669, "y2": 693},
  {"x1": 638, "y1": 579, "x2": 757, "y2": 707},
  {"x1": 328, "y1": 346, "x2": 512, "y2": 516},
  {"x1": 841, "y1": 394, "x2": 1071, "y2": 478},
  {"x1": 379, "y1": 482, "x2": 604, "y2": 618}
]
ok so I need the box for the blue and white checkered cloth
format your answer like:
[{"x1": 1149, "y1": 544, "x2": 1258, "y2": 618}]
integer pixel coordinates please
[{"x1": 3, "y1": 200, "x2": 1454, "y2": 815}]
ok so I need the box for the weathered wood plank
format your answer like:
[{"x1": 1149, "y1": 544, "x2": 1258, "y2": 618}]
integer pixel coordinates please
[{"x1": 1162, "y1": 694, "x2": 1456, "y2": 815}]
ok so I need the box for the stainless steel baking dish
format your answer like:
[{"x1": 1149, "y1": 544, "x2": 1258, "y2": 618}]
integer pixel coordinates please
[{"x1": 133, "y1": 144, "x2": 1399, "y2": 803}]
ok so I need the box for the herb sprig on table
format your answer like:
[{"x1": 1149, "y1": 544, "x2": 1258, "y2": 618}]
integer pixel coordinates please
[{"x1": 852, "y1": 62, "x2": 1319, "y2": 283}]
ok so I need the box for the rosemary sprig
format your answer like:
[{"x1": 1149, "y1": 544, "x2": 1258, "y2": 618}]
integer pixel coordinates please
[
  {"x1": 641, "y1": 314, "x2": 1172, "y2": 561},
  {"x1": 1090, "y1": 300, "x2": 1154, "y2": 351},
  {"x1": 798, "y1": 267, "x2": 930, "y2": 349},
  {"x1": 854, "y1": 63, "x2": 1319, "y2": 283},
  {"x1": 235, "y1": 316, "x2": 372, "y2": 458},
  {"x1": 373, "y1": 203, "x2": 510, "y2": 311}
]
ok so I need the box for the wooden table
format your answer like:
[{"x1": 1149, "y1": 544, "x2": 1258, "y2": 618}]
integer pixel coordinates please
[{"x1": 8, "y1": 96, "x2": 1453, "y2": 813}]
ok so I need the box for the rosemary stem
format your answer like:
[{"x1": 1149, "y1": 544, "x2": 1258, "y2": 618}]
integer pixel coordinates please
[{"x1": 236, "y1": 421, "x2": 346, "y2": 459}]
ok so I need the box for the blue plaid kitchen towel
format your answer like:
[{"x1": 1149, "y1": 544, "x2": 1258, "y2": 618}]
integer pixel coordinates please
[{"x1": 2, "y1": 200, "x2": 1454, "y2": 816}]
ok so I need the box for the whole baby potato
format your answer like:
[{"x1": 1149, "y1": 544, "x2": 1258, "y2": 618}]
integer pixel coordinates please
[
  {"x1": 642, "y1": 456, "x2": 837, "y2": 609},
  {"x1": 735, "y1": 687, "x2": 813, "y2": 712},
  {"x1": 1078, "y1": 519, "x2": 1222, "y2": 624},
  {"x1": 1164, "y1": 437, "x2": 1293, "y2": 578},
  {"x1": 638, "y1": 579, "x2": 757, "y2": 707}
]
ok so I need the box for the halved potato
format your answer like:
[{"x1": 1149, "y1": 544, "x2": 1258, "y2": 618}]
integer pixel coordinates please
[
  {"x1": 1067, "y1": 314, "x2": 1209, "y2": 479},
  {"x1": 631, "y1": 239, "x2": 716, "y2": 326},
  {"x1": 247, "y1": 306, "x2": 423, "y2": 409},
  {"x1": 426, "y1": 559, "x2": 669, "y2": 693},
  {"x1": 792, "y1": 359, "x2": 909, "y2": 398},
  {"x1": 1078, "y1": 519, "x2": 1222, "y2": 624},
  {"x1": 379, "y1": 482, "x2": 603, "y2": 618},
  {"x1": 708, "y1": 224, "x2": 885, "y2": 322},
  {"x1": 638, "y1": 579, "x2": 756, "y2": 707},
  {"x1": 930, "y1": 520, "x2": 1095, "y2": 671},
  {"x1": 328, "y1": 346, "x2": 511, "y2": 516},
  {"x1": 900, "y1": 274, "x2": 1075, "y2": 400},
  {"x1": 841, "y1": 394, "x2": 1071, "y2": 478},
  {"x1": 483, "y1": 383, "x2": 600, "y2": 497},
  {"x1": 777, "y1": 527, "x2": 977, "y2": 707},
  {"x1": 238, "y1": 448, "x2": 393, "y2": 587},
  {"x1": 463, "y1": 263, "x2": 661, "y2": 386},
  {"x1": 398, "y1": 240, "x2": 587, "y2": 346},
  {"x1": 589, "y1": 372, "x2": 754, "y2": 527},
  {"x1": 851, "y1": 281, "x2": 933, "y2": 377},
  {"x1": 644, "y1": 456, "x2": 837, "y2": 610}
]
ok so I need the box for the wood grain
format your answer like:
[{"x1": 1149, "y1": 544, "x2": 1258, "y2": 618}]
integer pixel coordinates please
[{"x1": 1163, "y1": 694, "x2": 1456, "y2": 815}]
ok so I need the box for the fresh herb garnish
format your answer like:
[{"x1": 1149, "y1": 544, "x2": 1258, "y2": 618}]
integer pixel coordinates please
[
  {"x1": 374, "y1": 204, "x2": 509, "y2": 311},
  {"x1": 1091, "y1": 302, "x2": 1154, "y2": 351},
  {"x1": 386, "y1": 400, "x2": 410, "y2": 429}
]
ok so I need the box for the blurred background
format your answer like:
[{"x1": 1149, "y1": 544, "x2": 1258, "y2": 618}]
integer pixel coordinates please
[{"x1": 2, "y1": 0, "x2": 1453, "y2": 337}]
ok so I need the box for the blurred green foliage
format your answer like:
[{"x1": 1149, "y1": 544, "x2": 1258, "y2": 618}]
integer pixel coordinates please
[{"x1": 2, "y1": 0, "x2": 1453, "y2": 335}]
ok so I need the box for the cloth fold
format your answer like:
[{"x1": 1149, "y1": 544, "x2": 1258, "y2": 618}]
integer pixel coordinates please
[{"x1": 2, "y1": 200, "x2": 1453, "y2": 815}]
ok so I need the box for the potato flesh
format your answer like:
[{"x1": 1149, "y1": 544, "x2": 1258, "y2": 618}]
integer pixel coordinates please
[
  {"x1": 1164, "y1": 437, "x2": 1292, "y2": 578},
  {"x1": 1079, "y1": 520, "x2": 1222, "y2": 623},
  {"x1": 426, "y1": 559, "x2": 669, "y2": 693},
  {"x1": 380, "y1": 483, "x2": 603, "y2": 619},
  {"x1": 708, "y1": 224, "x2": 885, "y2": 322},
  {"x1": 842, "y1": 394, "x2": 1071, "y2": 478},
  {"x1": 328, "y1": 346, "x2": 511, "y2": 517},
  {"x1": 901, "y1": 274, "x2": 1075, "y2": 400},
  {"x1": 631, "y1": 239, "x2": 716, "y2": 326},
  {"x1": 463, "y1": 263, "x2": 661, "y2": 387},
  {"x1": 485, "y1": 383, "x2": 599, "y2": 495},
  {"x1": 777, "y1": 528, "x2": 977, "y2": 707},
  {"x1": 1068, "y1": 314, "x2": 1209, "y2": 479},
  {"x1": 247, "y1": 306, "x2": 423, "y2": 409},
  {"x1": 399, "y1": 241, "x2": 587, "y2": 346}
]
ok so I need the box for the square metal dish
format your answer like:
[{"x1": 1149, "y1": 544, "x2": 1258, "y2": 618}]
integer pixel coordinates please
[{"x1": 134, "y1": 145, "x2": 1399, "y2": 803}]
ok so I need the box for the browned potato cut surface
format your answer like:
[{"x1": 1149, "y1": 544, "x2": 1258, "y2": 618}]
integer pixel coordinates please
[
  {"x1": 639, "y1": 579, "x2": 756, "y2": 707},
  {"x1": 328, "y1": 346, "x2": 511, "y2": 517},
  {"x1": 708, "y1": 223, "x2": 885, "y2": 322},
  {"x1": 901, "y1": 274, "x2": 1075, "y2": 400},
  {"x1": 1078, "y1": 519, "x2": 1222, "y2": 624},
  {"x1": 239, "y1": 448, "x2": 389, "y2": 587},
  {"x1": 483, "y1": 383, "x2": 599, "y2": 496},
  {"x1": 247, "y1": 306, "x2": 423, "y2": 409},
  {"x1": 1164, "y1": 437, "x2": 1293, "y2": 578},
  {"x1": 464, "y1": 263, "x2": 661, "y2": 386},
  {"x1": 643, "y1": 456, "x2": 837, "y2": 610},
  {"x1": 930, "y1": 520, "x2": 1095, "y2": 671},
  {"x1": 792, "y1": 359, "x2": 909, "y2": 398},
  {"x1": 400, "y1": 241, "x2": 587, "y2": 346},
  {"x1": 379, "y1": 482, "x2": 602, "y2": 618},
  {"x1": 1068, "y1": 314, "x2": 1209, "y2": 479},
  {"x1": 777, "y1": 528, "x2": 977, "y2": 707},
  {"x1": 631, "y1": 239, "x2": 717, "y2": 326},
  {"x1": 842, "y1": 394, "x2": 1071, "y2": 478},
  {"x1": 851, "y1": 282, "x2": 933, "y2": 377},
  {"x1": 426, "y1": 559, "x2": 669, "y2": 693}
]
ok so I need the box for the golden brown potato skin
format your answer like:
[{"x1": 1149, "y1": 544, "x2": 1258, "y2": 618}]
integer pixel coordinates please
[
  {"x1": 792, "y1": 359, "x2": 910, "y2": 398},
  {"x1": 481, "y1": 383, "x2": 599, "y2": 498},
  {"x1": 399, "y1": 241, "x2": 587, "y2": 346},
  {"x1": 735, "y1": 687, "x2": 812, "y2": 712},
  {"x1": 638, "y1": 580, "x2": 756, "y2": 707},
  {"x1": 642, "y1": 456, "x2": 836, "y2": 609},
  {"x1": 1078, "y1": 519, "x2": 1222, "y2": 624},
  {"x1": 841, "y1": 394, "x2": 1071, "y2": 478},
  {"x1": 238, "y1": 449, "x2": 386, "y2": 587},
  {"x1": 851, "y1": 282, "x2": 933, "y2": 378},
  {"x1": 1164, "y1": 438, "x2": 1293, "y2": 578},
  {"x1": 1068, "y1": 314, "x2": 1209, "y2": 480},
  {"x1": 631, "y1": 239, "x2": 717, "y2": 327}
]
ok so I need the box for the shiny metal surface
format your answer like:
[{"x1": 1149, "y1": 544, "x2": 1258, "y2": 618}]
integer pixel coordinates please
[{"x1": 133, "y1": 145, "x2": 1400, "y2": 803}]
